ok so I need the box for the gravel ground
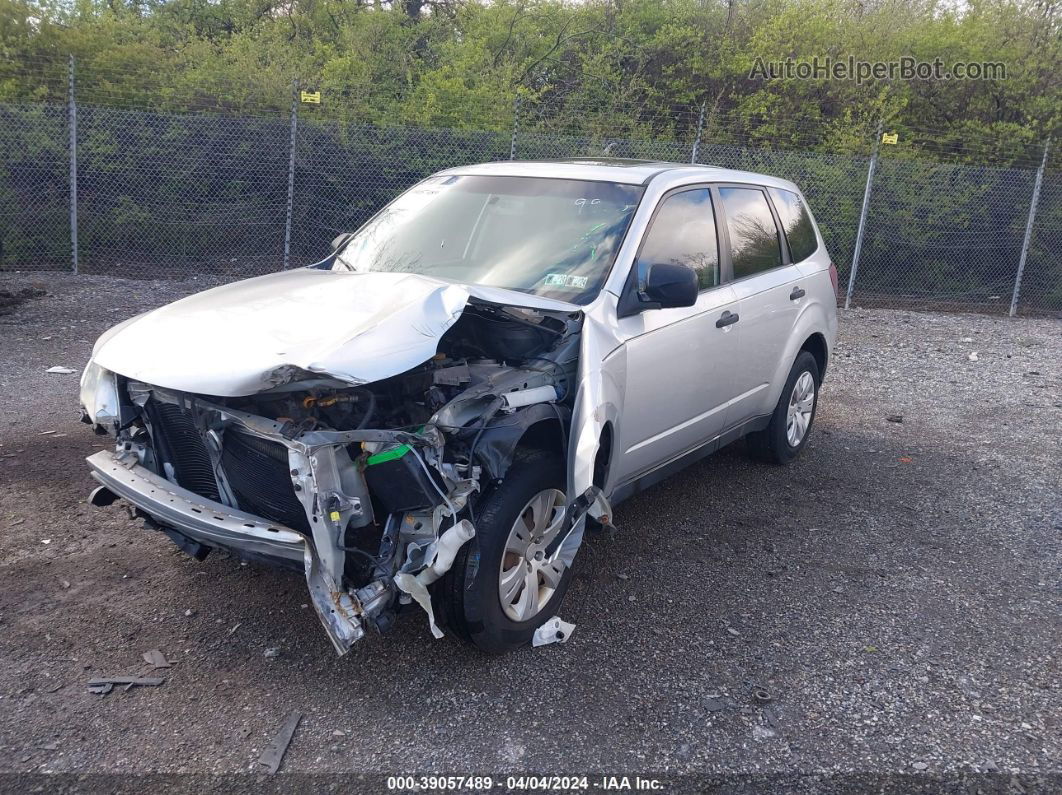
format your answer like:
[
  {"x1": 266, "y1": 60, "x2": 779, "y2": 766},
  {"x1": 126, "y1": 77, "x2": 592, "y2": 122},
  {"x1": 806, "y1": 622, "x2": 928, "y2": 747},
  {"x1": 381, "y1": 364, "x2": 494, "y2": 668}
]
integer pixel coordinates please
[{"x1": 0, "y1": 272, "x2": 1059, "y2": 780}]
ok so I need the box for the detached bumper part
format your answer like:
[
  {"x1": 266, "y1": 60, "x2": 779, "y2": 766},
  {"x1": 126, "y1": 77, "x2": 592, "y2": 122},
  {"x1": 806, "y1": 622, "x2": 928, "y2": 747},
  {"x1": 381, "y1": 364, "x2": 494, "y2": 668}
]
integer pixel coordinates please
[
  {"x1": 88, "y1": 451, "x2": 305, "y2": 562},
  {"x1": 86, "y1": 450, "x2": 368, "y2": 654}
]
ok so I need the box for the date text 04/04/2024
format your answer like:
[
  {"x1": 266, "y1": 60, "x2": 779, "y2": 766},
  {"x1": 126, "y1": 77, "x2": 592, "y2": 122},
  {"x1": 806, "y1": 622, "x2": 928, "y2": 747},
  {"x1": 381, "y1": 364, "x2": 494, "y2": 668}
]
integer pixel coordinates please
[{"x1": 385, "y1": 776, "x2": 664, "y2": 791}]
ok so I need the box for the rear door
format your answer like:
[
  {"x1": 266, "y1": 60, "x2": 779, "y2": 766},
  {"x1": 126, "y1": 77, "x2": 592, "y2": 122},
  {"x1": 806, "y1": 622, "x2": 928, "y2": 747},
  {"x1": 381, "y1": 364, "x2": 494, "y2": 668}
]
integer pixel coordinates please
[{"x1": 715, "y1": 185, "x2": 803, "y2": 425}]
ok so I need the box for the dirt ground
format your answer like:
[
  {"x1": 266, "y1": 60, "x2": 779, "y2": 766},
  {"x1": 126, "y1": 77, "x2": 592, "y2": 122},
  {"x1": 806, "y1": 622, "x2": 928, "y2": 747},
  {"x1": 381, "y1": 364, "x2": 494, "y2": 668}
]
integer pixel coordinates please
[{"x1": 0, "y1": 272, "x2": 1059, "y2": 781}]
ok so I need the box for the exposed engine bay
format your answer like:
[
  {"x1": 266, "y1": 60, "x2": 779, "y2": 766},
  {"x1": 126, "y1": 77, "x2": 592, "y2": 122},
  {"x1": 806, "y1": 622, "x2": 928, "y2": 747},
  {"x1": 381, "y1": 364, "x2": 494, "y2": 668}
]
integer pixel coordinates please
[{"x1": 87, "y1": 298, "x2": 611, "y2": 653}]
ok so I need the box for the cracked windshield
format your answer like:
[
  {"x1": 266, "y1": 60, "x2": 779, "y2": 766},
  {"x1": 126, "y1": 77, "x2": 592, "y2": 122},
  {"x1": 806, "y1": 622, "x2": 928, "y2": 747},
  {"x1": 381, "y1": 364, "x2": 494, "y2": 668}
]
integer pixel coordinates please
[{"x1": 333, "y1": 174, "x2": 644, "y2": 303}]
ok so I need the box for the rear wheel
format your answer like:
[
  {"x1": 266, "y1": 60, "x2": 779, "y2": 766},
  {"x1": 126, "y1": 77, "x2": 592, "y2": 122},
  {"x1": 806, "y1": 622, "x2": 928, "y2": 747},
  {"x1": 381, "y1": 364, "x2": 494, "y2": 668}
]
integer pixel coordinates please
[
  {"x1": 437, "y1": 450, "x2": 573, "y2": 654},
  {"x1": 747, "y1": 350, "x2": 820, "y2": 464}
]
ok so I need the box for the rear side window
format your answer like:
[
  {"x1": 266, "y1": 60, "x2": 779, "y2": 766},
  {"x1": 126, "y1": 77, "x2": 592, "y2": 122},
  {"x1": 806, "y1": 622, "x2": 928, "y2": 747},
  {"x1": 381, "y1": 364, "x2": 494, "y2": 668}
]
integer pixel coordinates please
[
  {"x1": 718, "y1": 187, "x2": 783, "y2": 279},
  {"x1": 768, "y1": 187, "x2": 819, "y2": 262},
  {"x1": 638, "y1": 188, "x2": 719, "y2": 290}
]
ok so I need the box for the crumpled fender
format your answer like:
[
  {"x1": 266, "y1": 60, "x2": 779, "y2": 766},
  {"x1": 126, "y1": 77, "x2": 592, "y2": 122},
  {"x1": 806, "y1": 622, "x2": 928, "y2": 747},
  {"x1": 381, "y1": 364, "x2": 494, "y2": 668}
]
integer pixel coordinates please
[
  {"x1": 568, "y1": 294, "x2": 626, "y2": 503},
  {"x1": 552, "y1": 293, "x2": 625, "y2": 574}
]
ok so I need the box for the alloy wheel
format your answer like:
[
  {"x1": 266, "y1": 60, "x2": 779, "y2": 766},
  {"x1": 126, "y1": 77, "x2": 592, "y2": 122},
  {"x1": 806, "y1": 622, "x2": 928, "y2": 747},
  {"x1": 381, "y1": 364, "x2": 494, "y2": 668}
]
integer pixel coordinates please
[
  {"x1": 786, "y1": 371, "x2": 816, "y2": 447},
  {"x1": 498, "y1": 488, "x2": 567, "y2": 622}
]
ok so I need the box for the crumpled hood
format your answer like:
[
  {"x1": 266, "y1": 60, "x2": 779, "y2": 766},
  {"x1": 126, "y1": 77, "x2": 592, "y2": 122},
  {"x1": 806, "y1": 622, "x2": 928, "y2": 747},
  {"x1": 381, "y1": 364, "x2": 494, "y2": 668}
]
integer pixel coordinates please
[{"x1": 92, "y1": 269, "x2": 478, "y2": 396}]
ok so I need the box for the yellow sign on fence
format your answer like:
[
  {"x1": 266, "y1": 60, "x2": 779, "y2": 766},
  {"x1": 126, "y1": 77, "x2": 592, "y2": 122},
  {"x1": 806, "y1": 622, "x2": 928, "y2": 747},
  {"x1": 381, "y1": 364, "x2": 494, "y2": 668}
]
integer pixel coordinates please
[
  {"x1": 300, "y1": 91, "x2": 321, "y2": 104},
  {"x1": 881, "y1": 132, "x2": 898, "y2": 145}
]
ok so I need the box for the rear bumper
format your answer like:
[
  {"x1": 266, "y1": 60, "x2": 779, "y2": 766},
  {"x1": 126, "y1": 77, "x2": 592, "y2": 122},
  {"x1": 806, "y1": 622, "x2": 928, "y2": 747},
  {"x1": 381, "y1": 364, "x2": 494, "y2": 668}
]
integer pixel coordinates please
[{"x1": 87, "y1": 449, "x2": 305, "y2": 565}]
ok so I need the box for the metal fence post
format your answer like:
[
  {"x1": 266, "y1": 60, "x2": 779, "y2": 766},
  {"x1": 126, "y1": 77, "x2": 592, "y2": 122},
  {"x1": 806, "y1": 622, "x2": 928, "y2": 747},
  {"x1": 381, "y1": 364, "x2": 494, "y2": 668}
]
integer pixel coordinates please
[
  {"x1": 283, "y1": 78, "x2": 298, "y2": 270},
  {"x1": 1009, "y1": 138, "x2": 1051, "y2": 317},
  {"x1": 68, "y1": 55, "x2": 78, "y2": 275},
  {"x1": 691, "y1": 101, "x2": 706, "y2": 164},
  {"x1": 844, "y1": 121, "x2": 882, "y2": 309},
  {"x1": 509, "y1": 95, "x2": 521, "y2": 161}
]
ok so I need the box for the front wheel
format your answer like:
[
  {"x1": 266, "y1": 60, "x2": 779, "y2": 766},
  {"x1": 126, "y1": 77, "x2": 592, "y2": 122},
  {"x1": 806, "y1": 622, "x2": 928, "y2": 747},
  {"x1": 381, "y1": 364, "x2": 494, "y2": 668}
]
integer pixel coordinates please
[
  {"x1": 747, "y1": 350, "x2": 820, "y2": 464},
  {"x1": 437, "y1": 450, "x2": 574, "y2": 654}
]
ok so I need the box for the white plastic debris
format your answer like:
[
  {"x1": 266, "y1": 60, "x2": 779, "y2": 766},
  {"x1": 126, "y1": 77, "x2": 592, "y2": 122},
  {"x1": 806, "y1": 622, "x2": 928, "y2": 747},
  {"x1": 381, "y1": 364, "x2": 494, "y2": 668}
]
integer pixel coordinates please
[
  {"x1": 968, "y1": 351, "x2": 979, "y2": 362},
  {"x1": 532, "y1": 616, "x2": 576, "y2": 647},
  {"x1": 45, "y1": 366, "x2": 76, "y2": 374},
  {"x1": 394, "y1": 520, "x2": 475, "y2": 639}
]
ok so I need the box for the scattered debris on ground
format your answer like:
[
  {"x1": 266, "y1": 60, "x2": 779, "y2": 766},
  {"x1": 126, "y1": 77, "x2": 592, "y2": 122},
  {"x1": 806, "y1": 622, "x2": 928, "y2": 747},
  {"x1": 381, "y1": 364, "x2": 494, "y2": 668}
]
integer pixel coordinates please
[
  {"x1": 532, "y1": 617, "x2": 575, "y2": 647},
  {"x1": 86, "y1": 676, "x2": 165, "y2": 695},
  {"x1": 750, "y1": 687, "x2": 773, "y2": 705},
  {"x1": 142, "y1": 649, "x2": 171, "y2": 669},
  {"x1": 256, "y1": 711, "x2": 302, "y2": 774}
]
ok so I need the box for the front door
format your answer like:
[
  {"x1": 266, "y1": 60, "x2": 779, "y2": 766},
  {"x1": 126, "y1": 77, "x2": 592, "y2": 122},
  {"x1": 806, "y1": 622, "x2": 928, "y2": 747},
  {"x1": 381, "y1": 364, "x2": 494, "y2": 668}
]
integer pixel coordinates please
[{"x1": 612, "y1": 187, "x2": 745, "y2": 484}]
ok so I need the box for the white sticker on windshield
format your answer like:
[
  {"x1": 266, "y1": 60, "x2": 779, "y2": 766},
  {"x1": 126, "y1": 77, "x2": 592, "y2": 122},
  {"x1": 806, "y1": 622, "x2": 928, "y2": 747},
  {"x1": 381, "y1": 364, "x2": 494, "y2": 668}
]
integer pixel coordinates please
[{"x1": 544, "y1": 273, "x2": 590, "y2": 289}]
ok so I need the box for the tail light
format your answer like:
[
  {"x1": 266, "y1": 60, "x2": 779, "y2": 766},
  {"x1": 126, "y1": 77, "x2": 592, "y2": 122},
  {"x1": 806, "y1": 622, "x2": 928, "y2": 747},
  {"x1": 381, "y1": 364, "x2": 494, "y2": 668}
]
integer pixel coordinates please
[{"x1": 828, "y1": 261, "x2": 839, "y2": 297}]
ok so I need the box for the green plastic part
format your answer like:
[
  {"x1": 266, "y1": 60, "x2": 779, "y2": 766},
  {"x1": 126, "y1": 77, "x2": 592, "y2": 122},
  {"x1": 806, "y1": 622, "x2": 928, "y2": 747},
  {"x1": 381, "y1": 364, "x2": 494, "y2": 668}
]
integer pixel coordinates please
[{"x1": 366, "y1": 444, "x2": 412, "y2": 467}]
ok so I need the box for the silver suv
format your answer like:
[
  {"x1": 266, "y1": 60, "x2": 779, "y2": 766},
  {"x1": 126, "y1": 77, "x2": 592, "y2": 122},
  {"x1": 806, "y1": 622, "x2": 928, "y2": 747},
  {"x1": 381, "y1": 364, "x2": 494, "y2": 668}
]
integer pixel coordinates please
[{"x1": 81, "y1": 159, "x2": 837, "y2": 654}]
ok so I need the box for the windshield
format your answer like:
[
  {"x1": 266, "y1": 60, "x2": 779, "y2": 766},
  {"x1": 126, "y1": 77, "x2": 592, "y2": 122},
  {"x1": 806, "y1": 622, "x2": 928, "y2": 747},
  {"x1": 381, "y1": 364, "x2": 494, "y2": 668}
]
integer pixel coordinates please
[{"x1": 333, "y1": 175, "x2": 644, "y2": 304}]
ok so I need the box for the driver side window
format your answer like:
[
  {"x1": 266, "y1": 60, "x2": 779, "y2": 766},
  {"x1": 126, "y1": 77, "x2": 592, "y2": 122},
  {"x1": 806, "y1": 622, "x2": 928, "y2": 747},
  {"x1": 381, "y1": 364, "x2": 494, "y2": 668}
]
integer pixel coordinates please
[{"x1": 638, "y1": 188, "x2": 719, "y2": 290}]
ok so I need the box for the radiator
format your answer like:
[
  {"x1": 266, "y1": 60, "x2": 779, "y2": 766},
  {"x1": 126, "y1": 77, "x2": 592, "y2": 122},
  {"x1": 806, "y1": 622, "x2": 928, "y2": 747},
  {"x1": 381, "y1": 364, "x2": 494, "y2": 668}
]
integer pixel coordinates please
[
  {"x1": 220, "y1": 429, "x2": 311, "y2": 533},
  {"x1": 146, "y1": 401, "x2": 221, "y2": 503}
]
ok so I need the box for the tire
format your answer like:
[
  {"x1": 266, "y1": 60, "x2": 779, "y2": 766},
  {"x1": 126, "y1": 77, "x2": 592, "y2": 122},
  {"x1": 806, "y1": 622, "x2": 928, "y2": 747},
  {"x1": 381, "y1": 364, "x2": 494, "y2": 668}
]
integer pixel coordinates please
[
  {"x1": 437, "y1": 449, "x2": 574, "y2": 654},
  {"x1": 747, "y1": 350, "x2": 820, "y2": 465}
]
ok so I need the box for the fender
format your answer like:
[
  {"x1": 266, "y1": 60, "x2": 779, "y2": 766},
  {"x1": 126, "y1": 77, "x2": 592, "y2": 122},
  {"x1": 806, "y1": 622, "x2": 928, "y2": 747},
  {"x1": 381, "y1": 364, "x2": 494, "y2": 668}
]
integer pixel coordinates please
[
  {"x1": 568, "y1": 293, "x2": 627, "y2": 501},
  {"x1": 764, "y1": 298, "x2": 833, "y2": 409}
]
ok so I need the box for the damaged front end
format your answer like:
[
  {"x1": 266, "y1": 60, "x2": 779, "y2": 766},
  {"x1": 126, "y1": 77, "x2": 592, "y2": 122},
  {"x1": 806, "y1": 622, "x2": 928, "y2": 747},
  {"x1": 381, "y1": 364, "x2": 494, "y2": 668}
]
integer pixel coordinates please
[{"x1": 84, "y1": 296, "x2": 610, "y2": 654}]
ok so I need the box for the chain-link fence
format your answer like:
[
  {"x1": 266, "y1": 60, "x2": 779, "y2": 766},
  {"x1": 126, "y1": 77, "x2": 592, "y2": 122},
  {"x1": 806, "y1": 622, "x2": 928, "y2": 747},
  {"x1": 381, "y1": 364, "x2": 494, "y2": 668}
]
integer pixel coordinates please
[
  {"x1": 1, "y1": 68, "x2": 1059, "y2": 314},
  {"x1": 0, "y1": 103, "x2": 70, "y2": 272}
]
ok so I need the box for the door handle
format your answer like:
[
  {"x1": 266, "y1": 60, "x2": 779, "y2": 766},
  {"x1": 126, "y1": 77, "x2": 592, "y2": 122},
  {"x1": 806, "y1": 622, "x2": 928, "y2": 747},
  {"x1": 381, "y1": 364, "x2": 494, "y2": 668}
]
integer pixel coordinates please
[
  {"x1": 716, "y1": 310, "x2": 739, "y2": 328},
  {"x1": 790, "y1": 286, "x2": 806, "y2": 300}
]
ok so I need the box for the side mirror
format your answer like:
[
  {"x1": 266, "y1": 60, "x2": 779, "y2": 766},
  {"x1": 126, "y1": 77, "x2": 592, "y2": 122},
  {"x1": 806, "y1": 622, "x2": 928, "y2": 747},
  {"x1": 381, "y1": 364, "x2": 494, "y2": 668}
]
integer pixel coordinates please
[
  {"x1": 330, "y1": 232, "x2": 354, "y2": 252},
  {"x1": 641, "y1": 262, "x2": 698, "y2": 309}
]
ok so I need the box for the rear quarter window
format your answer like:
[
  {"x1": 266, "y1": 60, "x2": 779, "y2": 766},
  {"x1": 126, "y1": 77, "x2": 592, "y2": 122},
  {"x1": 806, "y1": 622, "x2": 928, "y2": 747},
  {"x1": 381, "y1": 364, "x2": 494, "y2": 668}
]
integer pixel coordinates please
[
  {"x1": 718, "y1": 186, "x2": 783, "y2": 279},
  {"x1": 768, "y1": 187, "x2": 819, "y2": 263}
]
